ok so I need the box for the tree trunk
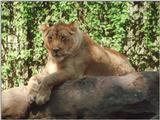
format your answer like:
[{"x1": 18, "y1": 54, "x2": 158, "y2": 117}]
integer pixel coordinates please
[{"x1": 2, "y1": 72, "x2": 159, "y2": 119}]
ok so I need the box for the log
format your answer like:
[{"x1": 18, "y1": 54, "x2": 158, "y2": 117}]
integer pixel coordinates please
[{"x1": 2, "y1": 72, "x2": 159, "y2": 119}]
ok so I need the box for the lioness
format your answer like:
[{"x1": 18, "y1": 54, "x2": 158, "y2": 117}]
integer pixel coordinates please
[{"x1": 28, "y1": 22, "x2": 135, "y2": 105}]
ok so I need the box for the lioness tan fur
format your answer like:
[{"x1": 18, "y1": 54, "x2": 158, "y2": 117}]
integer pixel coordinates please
[{"x1": 28, "y1": 22, "x2": 135, "y2": 104}]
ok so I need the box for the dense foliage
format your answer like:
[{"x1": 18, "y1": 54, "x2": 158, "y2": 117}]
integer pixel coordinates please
[{"x1": 2, "y1": 1, "x2": 160, "y2": 89}]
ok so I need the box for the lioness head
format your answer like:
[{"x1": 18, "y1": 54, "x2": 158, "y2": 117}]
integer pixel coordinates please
[{"x1": 40, "y1": 22, "x2": 83, "y2": 61}]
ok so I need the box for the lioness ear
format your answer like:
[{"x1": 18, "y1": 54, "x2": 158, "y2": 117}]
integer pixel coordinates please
[
  {"x1": 70, "y1": 21, "x2": 79, "y2": 34},
  {"x1": 39, "y1": 24, "x2": 49, "y2": 32}
]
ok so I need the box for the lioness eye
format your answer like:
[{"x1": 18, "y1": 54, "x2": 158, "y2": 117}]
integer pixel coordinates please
[
  {"x1": 48, "y1": 36, "x2": 52, "y2": 39},
  {"x1": 48, "y1": 36, "x2": 52, "y2": 42},
  {"x1": 61, "y1": 35, "x2": 66, "y2": 41}
]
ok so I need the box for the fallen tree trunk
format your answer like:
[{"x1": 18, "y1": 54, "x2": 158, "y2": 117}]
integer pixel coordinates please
[{"x1": 2, "y1": 72, "x2": 159, "y2": 119}]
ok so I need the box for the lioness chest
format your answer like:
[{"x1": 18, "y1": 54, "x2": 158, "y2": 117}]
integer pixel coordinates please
[{"x1": 45, "y1": 61, "x2": 58, "y2": 74}]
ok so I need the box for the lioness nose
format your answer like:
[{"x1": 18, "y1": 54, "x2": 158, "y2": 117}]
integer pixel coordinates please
[{"x1": 53, "y1": 48, "x2": 60, "y2": 53}]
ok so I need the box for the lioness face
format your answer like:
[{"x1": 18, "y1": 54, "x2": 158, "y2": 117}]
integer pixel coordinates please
[{"x1": 40, "y1": 22, "x2": 79, "y2": 61}]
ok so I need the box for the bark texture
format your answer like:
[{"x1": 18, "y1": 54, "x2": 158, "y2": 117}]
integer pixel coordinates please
[{"x1": 2, "y1": 72, "x2": 159, "y2": 119}]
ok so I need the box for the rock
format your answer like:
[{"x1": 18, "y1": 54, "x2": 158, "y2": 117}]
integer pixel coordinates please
[{"x1": 2, "y1": 72, "x2": 159, "y2": 119}]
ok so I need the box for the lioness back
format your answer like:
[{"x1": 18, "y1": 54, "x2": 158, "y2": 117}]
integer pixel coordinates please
[{"x1": 81, "y1": 33, "x2": 135, "y2": 76}]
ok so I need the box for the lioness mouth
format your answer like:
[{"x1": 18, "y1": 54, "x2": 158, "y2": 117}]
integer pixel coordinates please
[
  {"x1": 53, "y1": 54, "x2": 60, "y2": 57},
  {"x1": 52, "y1": 52, "x2": 64, "y2": 58}
]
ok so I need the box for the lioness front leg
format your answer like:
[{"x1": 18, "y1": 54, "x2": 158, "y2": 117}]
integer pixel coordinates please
[
  {"x1": 34, "y1": 70, "x2": 75, "y2": 105},
  {"x1": 27, "y1": 69, "x2": 50, "y2": 104},
  {"x1": 27, "y1": 75, "x2": 40, "y2": 103}
]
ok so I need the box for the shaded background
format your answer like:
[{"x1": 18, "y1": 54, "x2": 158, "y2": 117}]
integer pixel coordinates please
[{"x1": 1, "y1": 1, "x2": 160, "y2": 89}]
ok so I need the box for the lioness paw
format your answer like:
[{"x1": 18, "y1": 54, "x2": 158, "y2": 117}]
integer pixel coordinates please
[
  {"x1": 35, "y1": 85, "x2": 51, "y2": 105},
  {"x1": 27, "y1": 76, "x2": 40, "y2": 104}
]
